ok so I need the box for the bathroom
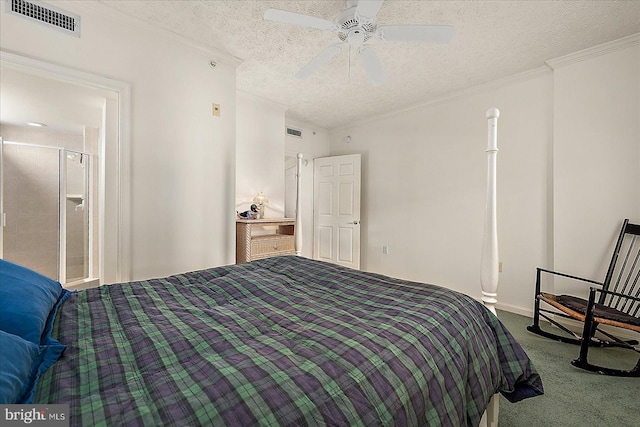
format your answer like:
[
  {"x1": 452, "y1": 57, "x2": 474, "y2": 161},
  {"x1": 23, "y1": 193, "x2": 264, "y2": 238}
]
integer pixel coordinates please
[{"x1": 0, "y1": 67, "x2": 108, "y2": 288}]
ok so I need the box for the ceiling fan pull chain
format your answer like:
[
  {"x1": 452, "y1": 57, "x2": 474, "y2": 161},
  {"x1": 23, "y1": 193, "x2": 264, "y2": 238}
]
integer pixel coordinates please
[{"x1": 348, "y1": 44, "x2": 352, "y2": 80}]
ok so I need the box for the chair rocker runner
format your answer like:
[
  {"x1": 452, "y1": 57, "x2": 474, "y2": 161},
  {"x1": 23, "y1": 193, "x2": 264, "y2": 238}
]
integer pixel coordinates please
[{"x1": 527, "y1": 219, "x2": 640, "y2": 376}]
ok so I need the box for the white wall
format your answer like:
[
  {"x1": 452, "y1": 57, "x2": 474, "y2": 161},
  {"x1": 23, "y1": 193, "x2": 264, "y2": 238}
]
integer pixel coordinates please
[
  {"x1": 1, "y1": 1, "x2": 238, "y2": 280},
  {"x1": 328, "y1": 71, "x2": 553, "y2": 311},
  {"x1": 236, "y1": 91, "x2": 287, "y2": 218},
  {"x1": 551, "y1": 39, "x2": 640, "y2": 296},
  {"x1": 327, "y1": 35, "x2": 639, "y2": 314},
  {"x1": 284, "y1": 119, "x2": 332, "y2": 160}
]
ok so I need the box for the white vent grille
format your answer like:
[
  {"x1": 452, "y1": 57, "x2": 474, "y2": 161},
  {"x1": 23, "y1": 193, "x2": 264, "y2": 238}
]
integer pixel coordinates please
[
  {"x1": 286, "y1": 127, "x2": 302, "y2": 138},
  {"x1": 5, "y1": 0, "x2": 80, "y2": 37}
]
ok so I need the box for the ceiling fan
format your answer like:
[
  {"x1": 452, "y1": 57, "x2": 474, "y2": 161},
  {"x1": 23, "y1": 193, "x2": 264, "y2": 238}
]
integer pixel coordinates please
[{"x1": 264, "y1": 0, "x2": 454, "y2": 85}]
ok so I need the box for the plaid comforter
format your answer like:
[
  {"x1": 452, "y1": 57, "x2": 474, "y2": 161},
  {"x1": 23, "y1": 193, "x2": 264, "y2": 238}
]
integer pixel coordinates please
[{"x1": 36, "y1": 256, "x2": 542, "y2": 426}]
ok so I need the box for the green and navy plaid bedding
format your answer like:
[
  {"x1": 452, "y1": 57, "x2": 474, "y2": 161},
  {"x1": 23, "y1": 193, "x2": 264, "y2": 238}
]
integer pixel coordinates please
[{"x1": 35, "y1": 256, "x2": 542, "y2": 426}]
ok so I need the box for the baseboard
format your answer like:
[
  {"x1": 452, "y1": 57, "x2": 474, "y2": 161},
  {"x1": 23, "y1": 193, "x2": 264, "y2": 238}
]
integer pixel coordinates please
[{"x1": 495, "y1": 302, "x2": 534, "y2": 318}]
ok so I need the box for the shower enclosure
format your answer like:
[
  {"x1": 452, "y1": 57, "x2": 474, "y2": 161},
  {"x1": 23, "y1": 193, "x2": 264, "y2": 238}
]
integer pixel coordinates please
[{"x1": 0, "y1": 138, "x2": 94, "y2": 286}]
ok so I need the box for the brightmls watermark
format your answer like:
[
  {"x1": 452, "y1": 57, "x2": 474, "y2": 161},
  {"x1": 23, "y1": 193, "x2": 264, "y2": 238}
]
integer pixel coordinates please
[{"x1": 0, "y1": 405, "x2": 68, "y2": 426}]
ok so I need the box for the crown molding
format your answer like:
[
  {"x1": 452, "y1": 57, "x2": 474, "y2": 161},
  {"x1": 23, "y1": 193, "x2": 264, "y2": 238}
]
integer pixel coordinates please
[
  {"x1": 63, "y1": 1, "x2": 243, "y2": 68},
  {"x1": 331, "y1": 34, "x2": 640, "y2": 133},
  {"x1": 237, "y1": 90, "x2": 289, "y2": 111},
  {"x1": 331, "y1": 66, "x2": 552, "y2": 133},
  {"x1": 546, "y1": 33, "x2": 639, "y2": 69}
]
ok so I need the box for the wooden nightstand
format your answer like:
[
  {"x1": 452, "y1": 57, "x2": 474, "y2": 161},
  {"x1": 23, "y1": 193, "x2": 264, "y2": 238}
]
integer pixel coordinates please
[{"x1": 236, "y1": 218, "x2": 296, "y2": 263}]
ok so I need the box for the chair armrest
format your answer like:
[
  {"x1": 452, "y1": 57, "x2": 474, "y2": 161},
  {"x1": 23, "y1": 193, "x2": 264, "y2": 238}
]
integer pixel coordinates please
[
  {"x1": 590, "y1": 287, "x2": 640, "y2": 304},
  {"x1": 537, "y1": 267, "x2": 603, "y2": 287}
]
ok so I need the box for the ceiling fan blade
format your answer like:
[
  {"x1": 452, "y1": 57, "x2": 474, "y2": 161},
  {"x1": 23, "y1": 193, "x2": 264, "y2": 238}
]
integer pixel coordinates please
[
  {"x1": 355, "y1": 0, "x2": 385, "y2": 20},
  {"x1": 296, "y1": 44, "x2": 344, "y2": 79},
  {"x1": 357, "y1": 45, "x2": 385, "y2": 86},
  {"x1": 264, "y1": 9, "x2": 334, "y2": 30},
  {"x1": 377, "y1": 25, "x2": 454, "y2": 43}
]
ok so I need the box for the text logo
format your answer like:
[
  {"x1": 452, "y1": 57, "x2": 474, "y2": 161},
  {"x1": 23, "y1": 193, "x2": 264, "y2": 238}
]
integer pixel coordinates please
[{"x1": 0, "y1": 405, "x2": 69, "y2": 427}]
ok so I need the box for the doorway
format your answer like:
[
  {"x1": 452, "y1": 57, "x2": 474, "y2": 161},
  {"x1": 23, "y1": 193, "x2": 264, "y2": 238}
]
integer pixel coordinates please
[
  {"x1": 284, "y1": 153, "x2": 362, "y2": 267},
  {"x1": 0, "y1": 52, "x2": 131, "y2": 285}
]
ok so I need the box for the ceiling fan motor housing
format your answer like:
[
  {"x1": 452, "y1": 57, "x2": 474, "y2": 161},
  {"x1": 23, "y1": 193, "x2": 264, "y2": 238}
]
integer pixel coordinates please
[{"x1": 337, "y1": 7, "x2": 375, "y2": 44}]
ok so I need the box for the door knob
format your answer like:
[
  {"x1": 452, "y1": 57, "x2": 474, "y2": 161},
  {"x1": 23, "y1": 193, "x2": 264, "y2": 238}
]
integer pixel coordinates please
[{"x1": 348, "y1": 220, "x2": 360, "y2": 225}]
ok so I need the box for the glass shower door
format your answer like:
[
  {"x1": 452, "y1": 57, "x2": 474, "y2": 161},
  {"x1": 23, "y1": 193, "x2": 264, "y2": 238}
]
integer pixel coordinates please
[
  {"x1": 0, "y1": 142, "x2": 92, "y2": 285},
  {"x1": 0, "y1": 141, "x2": 61, "y2": 280},
  {"x1": 62, "y1": 150, "x2": 90, "y2": 283}
]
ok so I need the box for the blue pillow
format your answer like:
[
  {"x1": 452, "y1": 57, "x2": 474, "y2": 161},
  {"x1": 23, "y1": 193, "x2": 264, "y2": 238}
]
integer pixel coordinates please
[
  {"x1": 0, "y1": 259, "x2": 65, "y2": 344},
  {"x1": 0, "y1": 330, "x2": 65, "y2": 404}
]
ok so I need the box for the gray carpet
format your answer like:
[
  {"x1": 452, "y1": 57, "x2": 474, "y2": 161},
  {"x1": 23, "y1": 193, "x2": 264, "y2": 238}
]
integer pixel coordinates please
[{"x1": 496, "y1": 310, "x2": 639, "y2": 426}]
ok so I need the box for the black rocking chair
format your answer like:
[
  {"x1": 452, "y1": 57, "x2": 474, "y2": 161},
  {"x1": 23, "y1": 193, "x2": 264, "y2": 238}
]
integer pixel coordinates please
[{"x1": 527, "y1": 218, "x2": 640, "y2": 376}]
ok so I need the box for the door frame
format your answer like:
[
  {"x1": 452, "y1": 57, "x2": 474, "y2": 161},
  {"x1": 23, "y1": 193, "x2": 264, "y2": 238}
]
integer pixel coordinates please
[{"x1": 0, "y1": 50, "x2": 131, "y2": 283}]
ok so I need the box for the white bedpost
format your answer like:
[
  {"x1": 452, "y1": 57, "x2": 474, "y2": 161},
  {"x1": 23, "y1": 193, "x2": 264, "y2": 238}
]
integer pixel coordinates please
[
  {"x1": 481, "y1": 108, "x2": 500, "y2": 316},
  {"x1": 294, "y1": 153, "x2": 303, "y2": 256},
  {"x1": 480, "y1": 108, "x2": 500, "y2": 427}
]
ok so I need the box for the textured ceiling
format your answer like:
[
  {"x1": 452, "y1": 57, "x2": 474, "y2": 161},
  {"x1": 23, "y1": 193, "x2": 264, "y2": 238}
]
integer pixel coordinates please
[{"x1": 99, "y1": 0, "x2": 639, "y2": 130}]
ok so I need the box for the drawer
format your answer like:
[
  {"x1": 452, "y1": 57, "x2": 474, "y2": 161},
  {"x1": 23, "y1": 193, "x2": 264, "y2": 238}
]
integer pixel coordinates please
[{"x1": 251, "y1": 236, "x2": 295, "y2": 257}]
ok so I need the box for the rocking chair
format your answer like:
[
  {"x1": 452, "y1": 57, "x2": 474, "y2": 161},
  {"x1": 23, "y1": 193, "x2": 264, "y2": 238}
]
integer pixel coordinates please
[{"x1": 527, "y1": 218, "x2": 640, "y2": 376}]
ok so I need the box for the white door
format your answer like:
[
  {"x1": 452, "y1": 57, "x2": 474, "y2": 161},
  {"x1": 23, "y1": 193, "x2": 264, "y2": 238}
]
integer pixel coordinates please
[{"x1": 313, "y1": 154, "x2": 361, "y2": 269}]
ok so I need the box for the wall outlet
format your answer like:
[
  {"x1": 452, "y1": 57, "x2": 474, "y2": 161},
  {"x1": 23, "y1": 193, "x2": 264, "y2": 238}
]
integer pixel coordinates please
[{"x1": 382, "y1": 245, "x2": 389, "y2": 254}]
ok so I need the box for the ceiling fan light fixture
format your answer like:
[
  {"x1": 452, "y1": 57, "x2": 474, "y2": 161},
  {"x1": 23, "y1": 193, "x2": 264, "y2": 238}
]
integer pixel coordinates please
[
  {"x1": 346, "y1": 28, "x2": 366, "y2": 47},
  {"x1": 26, "y1": 121, "x2": 47, "y2": 127}
]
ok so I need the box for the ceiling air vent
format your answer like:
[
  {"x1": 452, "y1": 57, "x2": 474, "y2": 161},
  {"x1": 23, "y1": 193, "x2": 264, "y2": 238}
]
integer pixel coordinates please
[
  {"x1": 5, "y1": 0, "x2": 80, "y2": 37},
  {"x1": 286, "y1": 127, "x2": 302, "y2": 138}
]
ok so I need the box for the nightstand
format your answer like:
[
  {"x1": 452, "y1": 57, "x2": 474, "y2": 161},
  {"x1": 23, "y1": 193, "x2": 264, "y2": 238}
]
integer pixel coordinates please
[{"x1": 236, "y1": 218, "x2": 296, "y2": 263}]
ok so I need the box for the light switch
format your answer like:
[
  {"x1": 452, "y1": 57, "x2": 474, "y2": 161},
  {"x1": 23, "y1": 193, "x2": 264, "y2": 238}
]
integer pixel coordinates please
[{"x1": 212, "y1": 103, "x2": 220, "y2": 117}]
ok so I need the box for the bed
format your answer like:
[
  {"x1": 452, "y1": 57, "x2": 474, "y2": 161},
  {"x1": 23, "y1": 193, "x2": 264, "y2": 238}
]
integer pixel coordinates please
[{"x1": 0, "y1": 109, "x2": 543, "y2": 426}]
